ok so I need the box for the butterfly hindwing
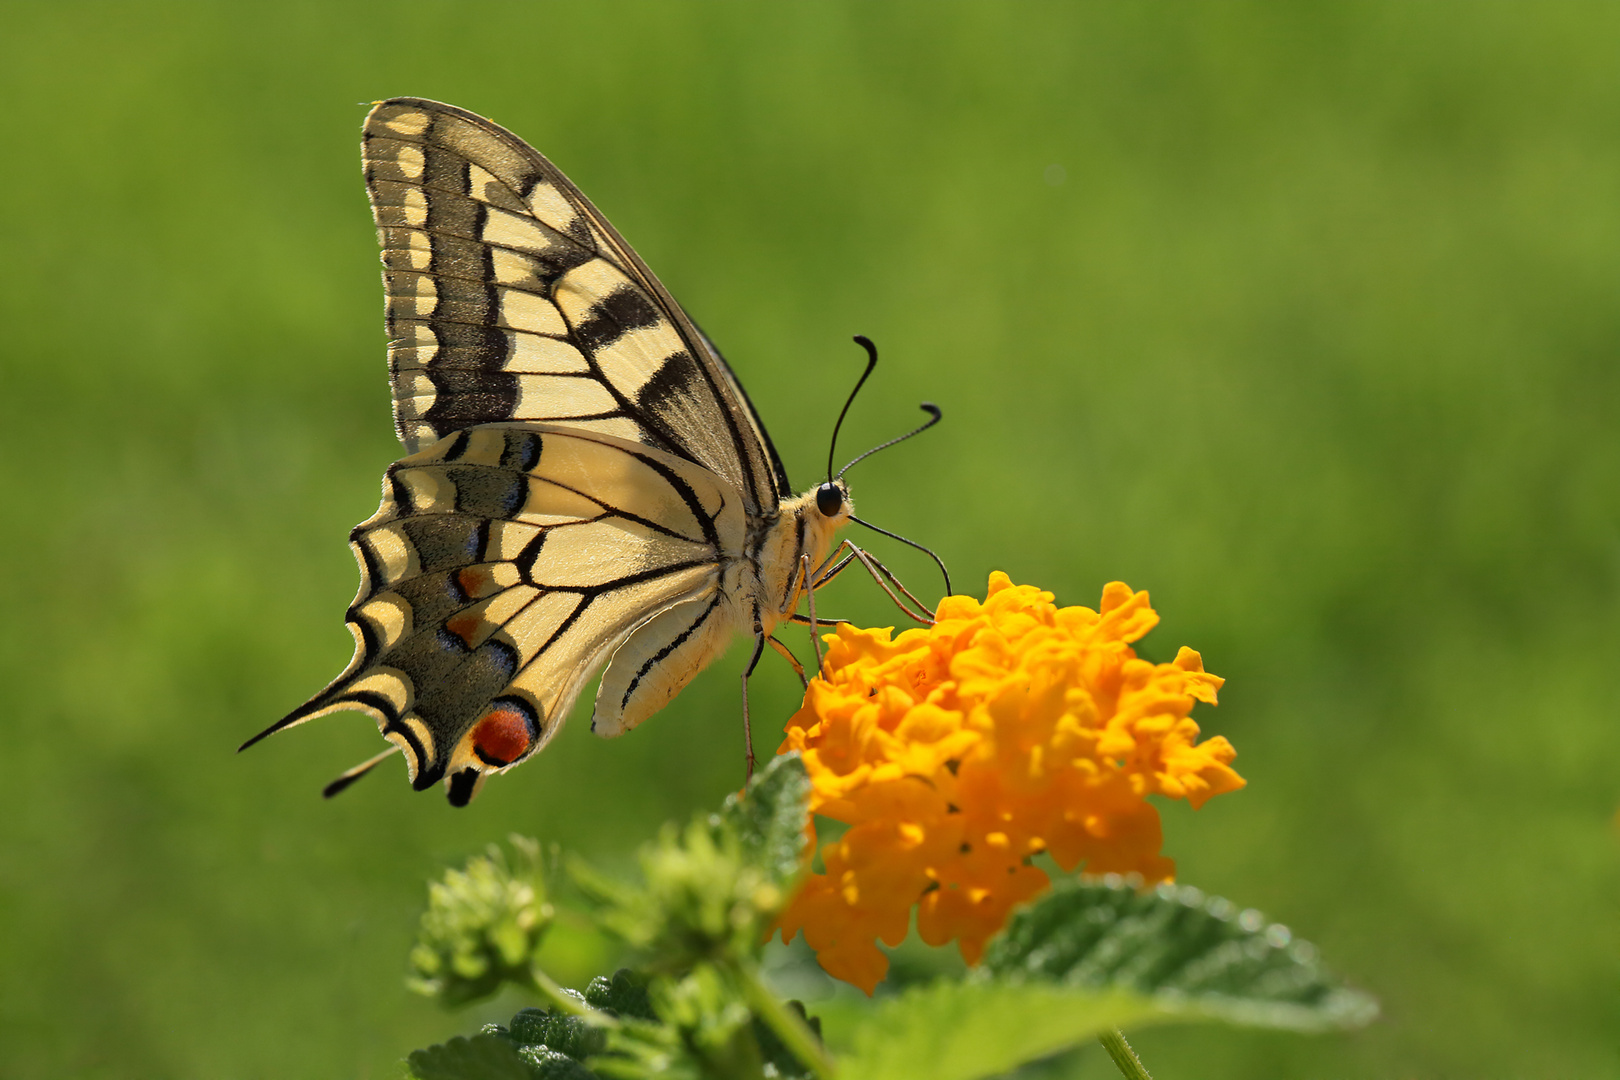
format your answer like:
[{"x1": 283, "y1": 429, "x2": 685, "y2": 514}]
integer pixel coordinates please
[
  {"x1": 253, "y1": 425, "x2": 747, "y2": 802},
  {"x1": 362, "y1": 98, "x2": 789, "y2": 513},
  {"x1": 593, "y1": 591, "x2": 736, "y2": 740}
]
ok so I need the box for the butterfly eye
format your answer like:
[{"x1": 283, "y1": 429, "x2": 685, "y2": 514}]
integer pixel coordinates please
[{"x1": 816, "y1": 483, "x2": 844, "y2": 517}]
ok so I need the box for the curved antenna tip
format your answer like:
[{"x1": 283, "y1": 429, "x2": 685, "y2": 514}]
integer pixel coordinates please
[
  {"x1": 826, "y1": 337, "x2": 882, "y2": 485},
  {"x1": 836, "y1": 400, "x2": 945, "y2": 480}
]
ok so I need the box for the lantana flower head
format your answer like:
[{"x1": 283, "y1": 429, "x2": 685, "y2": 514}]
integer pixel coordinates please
[{"x1": 773, "y1": 572, "x2": 1245, "y2": 993}]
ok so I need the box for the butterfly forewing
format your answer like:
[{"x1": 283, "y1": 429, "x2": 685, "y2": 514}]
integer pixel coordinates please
[{"x1": 361, "y1": 98, "x2": 788, "y2": 512}]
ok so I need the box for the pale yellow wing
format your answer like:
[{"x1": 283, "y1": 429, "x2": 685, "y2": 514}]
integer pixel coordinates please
[
  {"x1": 244, "y1": 424, "x2": 746, "y2": 805},
  {"x1": 593, "y1": 593, "x2": 741, "y2": 739}
]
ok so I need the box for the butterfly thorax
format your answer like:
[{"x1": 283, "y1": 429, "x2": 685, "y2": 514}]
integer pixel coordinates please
[
  {"x1": 585, "y1": 473, "x2": 851, "y2": 755},
  {"x1": 747, "y1": 479, "x2": 853, "y2": 636}
]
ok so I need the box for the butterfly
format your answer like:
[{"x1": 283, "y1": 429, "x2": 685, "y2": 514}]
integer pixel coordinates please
[{"x1": 241, "y1": 98, "x2": 942, "y2": 805}]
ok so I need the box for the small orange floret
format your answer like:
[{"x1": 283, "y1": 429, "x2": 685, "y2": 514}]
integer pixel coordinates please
[
  {"x1": 472, "y1": 709, "x2": 531, "y2": 765},
  {"x1": 773, "y1": 571, "x2": 1245, "y2": 993}
]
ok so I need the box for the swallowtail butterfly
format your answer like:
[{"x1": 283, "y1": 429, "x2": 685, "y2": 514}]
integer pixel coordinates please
[{"x1": 242, "y1": 98, "x2": 921, "y2": 805}]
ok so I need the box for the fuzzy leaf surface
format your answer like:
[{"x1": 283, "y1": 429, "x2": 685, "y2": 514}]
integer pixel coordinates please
[
  {"x1": 983, "y1": 877, "x2": 1378, "y2": 1032},
  {"x1": 835, "y1": 877, "x2": 1376, "y2": 1080},
  {"x1": 834, "y1": 981, "x2": 1155, "y2": 1080},
  {"x1": 406, "y1": 1033, "x2": 535, "y2": 1080},
  {"x1": 716, "y1": 752, "x2": 811, "y2": 888}
]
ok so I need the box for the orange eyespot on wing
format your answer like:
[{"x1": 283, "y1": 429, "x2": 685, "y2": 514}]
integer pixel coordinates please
[{"x1": 472, "y1": 703, "x2": 538, "y2": 766}]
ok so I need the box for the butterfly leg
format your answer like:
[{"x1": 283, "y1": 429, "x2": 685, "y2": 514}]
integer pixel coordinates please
[
  {"x1": 813, "y1": 548, "x2": 857, "y2": 589},
  {"x1": 767, "y1": 635, "x2": 808, "y2": 689},
  {"x1": 785, "y1": 548, "x2": 857, "y2": 629},
  {"x1": 741, "y1": 612, "x2": 767, "y2": 782},
  {"x1": 845, "y1": 541, "x2": 935, "y2": 623},
  {"x1": 802, "y1": 538, "x2": 937, "y2": 625},
  {"x1": 802, "y1": 553, "x2": 828, "y2": 679},
  {"x1": 786, "y1": 611, "x2": 852, "y2": 626}
]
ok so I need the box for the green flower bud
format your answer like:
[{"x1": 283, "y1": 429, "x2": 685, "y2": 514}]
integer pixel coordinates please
[{"x1": 408, "y1": 836, "x2": 553, "y2": 1006}]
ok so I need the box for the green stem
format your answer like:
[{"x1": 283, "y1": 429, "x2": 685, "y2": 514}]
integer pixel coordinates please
[
  {"x1": 1098, "y1": 1028, "x2": 1152, "y2": 1080},
  {"x1": 525, "y1": 963, "x2": 619, "y2": 1029},
  {"x1": 733, "y1": 963, "x2": 837, "y2": 1080}
]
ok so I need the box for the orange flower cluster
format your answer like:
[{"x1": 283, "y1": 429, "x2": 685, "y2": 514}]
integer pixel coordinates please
[{"x1": 773, "y1": 573, "x2": 1245, "y2": 993}]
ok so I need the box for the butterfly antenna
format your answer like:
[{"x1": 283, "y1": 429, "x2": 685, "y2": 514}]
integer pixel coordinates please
[
  {"x1": 849, "y1": 514, "x2": 953, "y2": 598},
  {"x1": 837, "y1": 402, "x2": 943, "y2": 480},
  {"x1": 825, "y1": 335, "x2": 951, "y2": 595},
  {"x1": 827, "y1": 335, "x2": 881, "y2": 485}
]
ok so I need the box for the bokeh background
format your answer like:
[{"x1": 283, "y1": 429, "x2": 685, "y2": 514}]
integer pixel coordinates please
[{"x1": 3, "y1": 3, "x2": 1618, "y2": 1076}]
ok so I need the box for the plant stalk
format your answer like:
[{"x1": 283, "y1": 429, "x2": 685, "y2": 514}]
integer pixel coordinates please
[
  {"x1": 1098, "y1": 1028, "x2": 1152, "y2": 1080},
  {"x1": 733, "y1": 963, "x2": 837, "y2": 1080}
]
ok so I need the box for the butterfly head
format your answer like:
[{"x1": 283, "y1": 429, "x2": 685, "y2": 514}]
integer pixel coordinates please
[
  {"x1": 805, "y1": 479, "x2": 854, "y2": 575},
  {"x1": 815, "y1": 479, "x2": 851, "y2": 520}
]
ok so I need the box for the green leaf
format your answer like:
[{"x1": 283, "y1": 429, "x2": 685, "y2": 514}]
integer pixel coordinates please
[
  {"x1": 834, "y1": 981, "x2": 1155, "y2": 1080},
  {"x1": 514, "y1": 1045, "x2": 599, "y2": 1080},
  {"x1": 715, "y1": 752, "x2": 811, "y2": 888},
  {"x1": 406, "y1": 1033, "x2": 535, "y2": 1080},
  {"x1": 508, "y1": 1005, "x2": 608, "y2": 1060},
  {"x1": 584, "y1": 969, "x2": 657, "y2": 1022},
  {"x1": 833, "y1": 877, "x2": 1377, "y2": 1080},
  {"x1": 983, "y1": 876, "x2": 1378, "y2": 1032}
]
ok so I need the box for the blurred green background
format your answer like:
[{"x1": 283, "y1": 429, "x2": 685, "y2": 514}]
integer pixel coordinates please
[{"x1": 3, "y1": 2, "x2": 1617, "y2": 1076}]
